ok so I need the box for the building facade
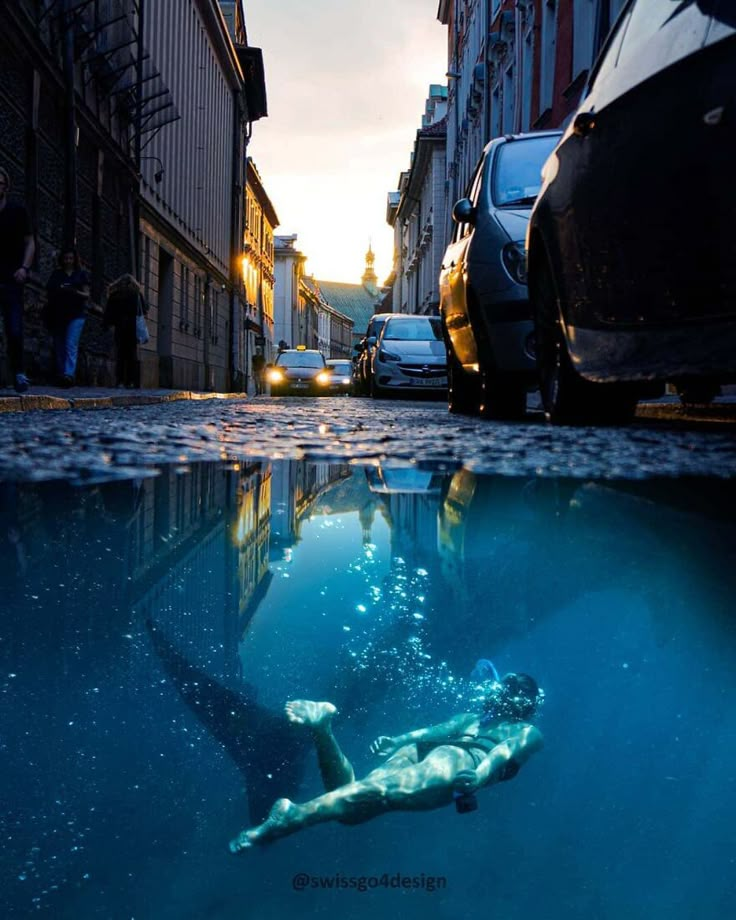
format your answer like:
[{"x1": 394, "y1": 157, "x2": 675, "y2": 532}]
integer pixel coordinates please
[
  {"x1": 387, "y1": 87, "x2": 448, "y2": 316},
  {"x1": 438, "y1": 0, "x2": 627, "y2": 220},
  {"x1": 0, "y1": 0, "x2": 146, "y2": 385},
  {"x1": 243, "y1": 158, "x2": 278, "y2": 371},
  {"x1": 138, "y1": 0, "x2": 250, "y2": 391}
]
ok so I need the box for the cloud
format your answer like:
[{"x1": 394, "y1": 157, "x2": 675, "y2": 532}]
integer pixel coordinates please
[{"x1": 246, "y1": 0, "x2": 446, "y2": 283}]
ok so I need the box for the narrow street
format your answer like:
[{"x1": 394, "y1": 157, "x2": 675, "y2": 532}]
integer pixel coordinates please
[{"x1": 0, "y1": 395, "x2": 735, "y2": 482}]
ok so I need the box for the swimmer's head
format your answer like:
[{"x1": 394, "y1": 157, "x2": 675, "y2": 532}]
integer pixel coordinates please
[{"x1": 480, "y1": 672, "x2": 543, "y2": 722}]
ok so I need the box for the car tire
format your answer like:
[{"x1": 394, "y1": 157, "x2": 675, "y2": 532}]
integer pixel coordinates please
[
  {"x1": 447, "y1": 345, "x2": 480, "y2": 415},
  {"x1": 478, "y1": 365, "x2": 527, "y2": 420},
  {"x1": 532, "y1": 252, "x2": 638, "y2": 425}
]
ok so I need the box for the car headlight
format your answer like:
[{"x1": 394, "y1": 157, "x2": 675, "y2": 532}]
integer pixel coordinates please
[
  {"x1": 341, "y1": 377, "x2": 351, "y2": 385},
  {"x1": 267, "y1": 368, "x2": 285, "y2": 383},
  {"x1": 316, "y1": 371, "x2": 331, "y2": 385},
  {"x1": 502, "y1": 241, "x2": 528, "y2": 285},
  {"x1": 378, "y1": 349, "x2": 401, "y2": 362}
]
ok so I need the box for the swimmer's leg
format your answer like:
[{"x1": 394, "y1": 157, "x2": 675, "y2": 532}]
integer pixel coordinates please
[
  {"x1": 229, "y1": 748, "x2": 470, "y2": 852},
  {"x1": 285, "y1": 700, "x2": 354, "y2": 791}
]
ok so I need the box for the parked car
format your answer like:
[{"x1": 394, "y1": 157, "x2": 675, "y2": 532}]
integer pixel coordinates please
[
  {"x1": 371, "y1": 314, "x2": 447, "y2": 398},
  {"x1": 267, "y1": 348, "x2": 330, "y2": 396},
  {"x1": 354, "y1": 313, "x2": 393, "y2": 395},
  {"x1": 439, "y1": 130, "x2": 562, "y2": 419},
  {"x1": 325, "y1": 359, "x2": 354, "y2": 395},
  {"x1": 527, "y1": 1, "x2": 736, "y2": 424}
]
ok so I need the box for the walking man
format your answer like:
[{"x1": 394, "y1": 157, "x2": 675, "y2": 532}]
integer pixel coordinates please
[{"x1": 0, "y1": 166, "x2": 35, "y2": 393}]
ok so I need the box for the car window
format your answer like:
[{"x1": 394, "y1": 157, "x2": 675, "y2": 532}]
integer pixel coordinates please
[
  {"x1": 328, "y1": 362, "x2": 352, "y2": 374},
  {"x1": 383, "y1": 318, "x2": 443, "y2": 341},
  {"x1": 276, "y1": 352, "x2": 324, "y2": 368},
  {"x1": 617, "y1": 0, "x2": 709, "y2": 68},
  {"x1": 491, "y1": 135, "x2": 561, "y2": 207},
  {"x1": 585, "y1": 3, "x2": 631, "y2": 94},
  {"x1": 591, "y1": 0, "x2": 711, "y2": 104}
]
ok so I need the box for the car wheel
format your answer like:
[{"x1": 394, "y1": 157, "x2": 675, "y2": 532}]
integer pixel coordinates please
[
  {"x1": 478, "y1": 365, "x2": 527, "y2": 420},
  {"x1": 532, "y1": 253, "x2": 638, "y2": 425},
  {"x1": 447, "y1": 345, "x2": 480, "y2": 415}
]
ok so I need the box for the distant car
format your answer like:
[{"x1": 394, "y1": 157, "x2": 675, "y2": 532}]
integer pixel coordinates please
[
  {"x1": 267, "y1": 348, "x2": 330, "y2": 396},
  {"x1": 527, "y1": 2, "x2": 736, "y2": 424},
  {"x1": 325, "y1": 359, "x2": 354, "y2": 395},
  {"x1": 355, "y1": 313, "x2": 393, "y2": 395},
  {"x1": 371, "y1": 314, "x2": 447, "y2": 398},
  {"x1": 439, "y1": 130, "x2": 562, "y2": 419}
]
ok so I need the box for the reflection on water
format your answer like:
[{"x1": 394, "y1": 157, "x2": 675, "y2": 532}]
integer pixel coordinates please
[{"x1": 1, "y1": 463, "x2": 735, "y2": 919}]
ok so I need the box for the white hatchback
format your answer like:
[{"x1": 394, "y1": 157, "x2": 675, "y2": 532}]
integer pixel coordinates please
[{"x1": 370, "y1": 315, "x2": 448, "y2": 398}]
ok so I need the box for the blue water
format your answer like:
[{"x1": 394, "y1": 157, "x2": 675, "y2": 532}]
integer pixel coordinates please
[{"x1": 1, "y1": 464, "x2": 735, "y2": 919}]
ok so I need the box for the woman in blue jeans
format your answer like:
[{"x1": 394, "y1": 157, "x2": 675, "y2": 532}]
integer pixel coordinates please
[{"x1": 45, "y1": 248, "x2": 90, "y2": 387}]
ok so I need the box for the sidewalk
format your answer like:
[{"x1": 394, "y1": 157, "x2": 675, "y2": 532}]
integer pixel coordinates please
[{"x1": 0, "y1": 385, "x2": 247, "y2": 413}]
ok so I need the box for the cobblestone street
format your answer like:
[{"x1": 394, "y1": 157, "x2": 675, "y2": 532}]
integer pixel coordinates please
[{"x1": 1, "y1": 395, "x2": 735, "y2": 482}]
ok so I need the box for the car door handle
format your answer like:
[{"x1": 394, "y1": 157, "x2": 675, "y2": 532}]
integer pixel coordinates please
[{"x1": 573, "y1": 111, "x2": 596, "y2": 137}]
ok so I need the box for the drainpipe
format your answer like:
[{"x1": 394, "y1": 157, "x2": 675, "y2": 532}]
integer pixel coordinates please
[{"x1": 62, "y1": 0, "x2": 77, "y2": 248}]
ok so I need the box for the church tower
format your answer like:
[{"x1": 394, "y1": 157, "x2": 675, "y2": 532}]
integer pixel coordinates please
[{"x1": 361, "y1": 243, "x2": 379, "y2": 295}]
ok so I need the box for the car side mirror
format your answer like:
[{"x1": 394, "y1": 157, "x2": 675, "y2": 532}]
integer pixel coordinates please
[
  {"x1": 452, "y1": 197, "x2": 476, "y2": 225},
  {"x1": 367, "y1": 335, "x2": 377, "y2": 347}
]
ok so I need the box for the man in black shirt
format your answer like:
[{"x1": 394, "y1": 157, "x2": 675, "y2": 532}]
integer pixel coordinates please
[{"x1": 0, "y1": 166, "x2": 35, "y2": 393}]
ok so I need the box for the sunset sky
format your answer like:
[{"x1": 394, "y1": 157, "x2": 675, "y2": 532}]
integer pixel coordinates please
[{"x1": 245, "y1": 1, "x2": 447, "y2": 285}]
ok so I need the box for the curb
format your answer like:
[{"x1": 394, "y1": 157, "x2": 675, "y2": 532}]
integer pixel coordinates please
[{"x1": 0, "y1": 391, "x2": 247, "y2": 414}]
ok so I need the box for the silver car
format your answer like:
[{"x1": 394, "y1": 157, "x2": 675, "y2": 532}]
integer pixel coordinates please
[{"x1": 370, "y1": 315, "x2": 447, "y2": 398}]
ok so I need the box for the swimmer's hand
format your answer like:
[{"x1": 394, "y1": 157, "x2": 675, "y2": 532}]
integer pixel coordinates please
[
  {"x1": 452, "y1": 769, "x2": 480, "y2": 794},
  {"x1": 370, "y1": 735, "x2": 398, "y2": 757}
]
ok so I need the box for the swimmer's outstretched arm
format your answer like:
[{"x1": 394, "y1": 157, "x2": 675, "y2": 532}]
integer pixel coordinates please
[
  {"x1": 453, "y1": 724, "x2": 544, "y2": 793},
  {"x1": 370, "y1": 712, "x2": 477, "y2": 756}
]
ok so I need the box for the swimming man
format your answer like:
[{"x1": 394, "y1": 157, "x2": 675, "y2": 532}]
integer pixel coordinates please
[{"x1": 229, "y1": 671, "x2": 543, "y2": 852}]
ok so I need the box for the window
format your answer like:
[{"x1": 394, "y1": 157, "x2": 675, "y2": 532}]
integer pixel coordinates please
[
  {"x1": 491, "y1": 84, "x2": 501, "y2": 140},
  {"x1": 521, "y1": 28, "x2": 534, "y2": 131},
  {"x1": 384, "y1": 317, "x2": 443, "y2": 341},
  {"x1": 573, "y1": 0, "x2": 596, "y2": 78},
  {"x1": 194, "y1": 275, "x2": 202, "y2": 337},
  {"x1": 503, "y1": 65, "x2": 515, "y2": 133},
  {"x1": 181, "y1": 264, "x2": 190, "y2": 331},
  {"x1": 492, "y1": 135, "x2": 561, "y2": 206},
  {"x1": 540, "y1": 0, "x2": 557, "y2": 113}
]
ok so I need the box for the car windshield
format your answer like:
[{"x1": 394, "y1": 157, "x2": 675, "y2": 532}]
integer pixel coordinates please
[
  {"x1": 276, "y1": 352, "x2": 324, "y2": 368},
  {"x1": 492, "y1": 135, "x2": 561, "y2": 207},
  {"x1": 383, "y1": 318, "x2": 443, "y2": 341},
  {"x1": 327, "y1": 362, "x2": 352, "y2": 374}
]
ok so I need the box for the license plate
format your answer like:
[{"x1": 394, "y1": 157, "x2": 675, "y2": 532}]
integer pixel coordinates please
[
  {"x1": 291, "y1": 382, "x2": 309, "y2": 389},
  {"x1": 413, "y1": 377, "x2": 446, "y2": 387}
]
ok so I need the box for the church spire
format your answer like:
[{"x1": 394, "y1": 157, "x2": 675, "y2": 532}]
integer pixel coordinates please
[{"x1": 362, "y1": 241, "x2": 378, "y2": 293}]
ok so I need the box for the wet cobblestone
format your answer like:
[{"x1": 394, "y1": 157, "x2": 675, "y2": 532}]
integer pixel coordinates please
[{"x1": 0, "y1": 396, "x2": 735, "y2": 482}]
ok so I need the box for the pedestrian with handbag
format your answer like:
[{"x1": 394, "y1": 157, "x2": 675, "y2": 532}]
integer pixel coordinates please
[
  {"x1": 45, "y1": 247, "x2": 90, "y2": 387},
  {"x1": 103, "y1": 274, "x2": 148, "y2": 388}
]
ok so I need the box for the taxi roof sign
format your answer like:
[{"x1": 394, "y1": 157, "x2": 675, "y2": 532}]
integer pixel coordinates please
[{"x1": 296, "y1": 345, "x2": 306, "y2": 351}]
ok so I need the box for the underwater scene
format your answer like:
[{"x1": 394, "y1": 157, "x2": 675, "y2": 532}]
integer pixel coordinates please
[{"x1": 1, "y1": 461, "x2": 735, "y2": 919}]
